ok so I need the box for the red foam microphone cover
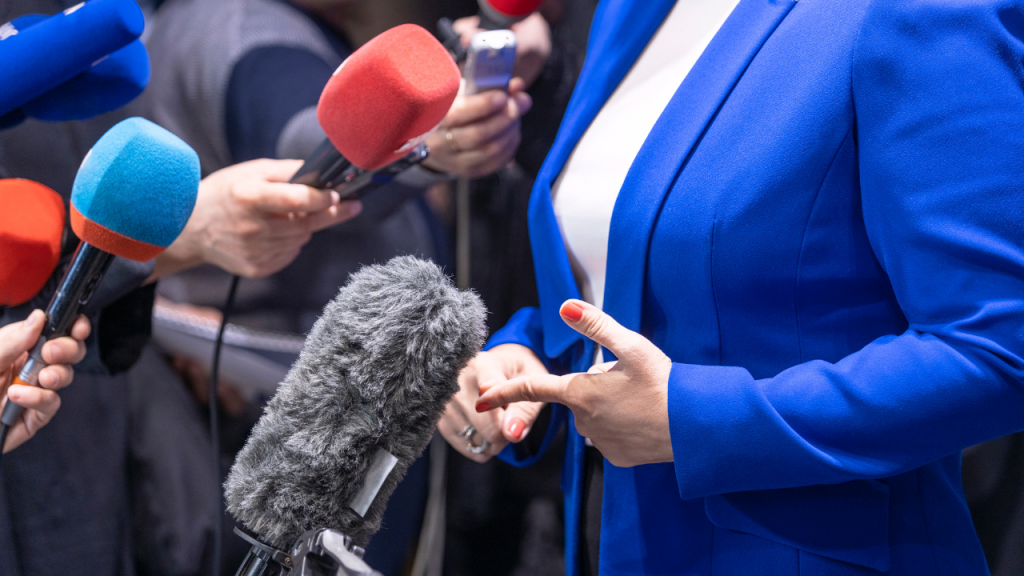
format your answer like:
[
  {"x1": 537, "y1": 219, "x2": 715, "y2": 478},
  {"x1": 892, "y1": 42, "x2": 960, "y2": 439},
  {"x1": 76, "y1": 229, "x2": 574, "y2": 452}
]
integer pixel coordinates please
[
  {"x1": 317, "y1": 24, "x2": 461, "y2": 170},
  {"x1": 482, "y1": 0, "x2": 544, "y2": 19},
  {"x1": 0, "y1": 179, "x2": 66, "y2": 306}
]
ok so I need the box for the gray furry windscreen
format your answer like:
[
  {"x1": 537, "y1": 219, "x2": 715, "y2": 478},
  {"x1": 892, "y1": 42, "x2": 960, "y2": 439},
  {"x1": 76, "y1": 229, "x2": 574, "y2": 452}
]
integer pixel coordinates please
[{"x1": 224, "y1": 256, "x2": 487, "y2": 550}]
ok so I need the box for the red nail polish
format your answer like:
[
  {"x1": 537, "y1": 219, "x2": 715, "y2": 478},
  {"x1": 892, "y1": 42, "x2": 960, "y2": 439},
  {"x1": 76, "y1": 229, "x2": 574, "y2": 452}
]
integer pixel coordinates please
[
  {"x1": 508, "y1": 418, "x2": 525, "y2": 440},
  {"x1": 560, "y1": 301, "x2": 584, "y2": 322},
  {"x1": 475, "y1": 402, "x2": 492, "y2": 413}
]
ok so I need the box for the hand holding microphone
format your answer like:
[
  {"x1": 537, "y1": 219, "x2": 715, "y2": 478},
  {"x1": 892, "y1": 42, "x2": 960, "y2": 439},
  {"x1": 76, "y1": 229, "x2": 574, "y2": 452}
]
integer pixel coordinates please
[
  {"x1": 422, "y1": 77, "x2": 532, "y2": 179},
  {"x1": 0, "y1": 310, "x2": 89, "y2": 454},
  {"x1": 151, "y1": 159, "x2": 363, "y2": 280},
  {"x1": 0, "y1": 117, "x2": 201, "y2": 456},
  {"x1": 0, "y1": 179, "x2": 89, "y2": 455}
]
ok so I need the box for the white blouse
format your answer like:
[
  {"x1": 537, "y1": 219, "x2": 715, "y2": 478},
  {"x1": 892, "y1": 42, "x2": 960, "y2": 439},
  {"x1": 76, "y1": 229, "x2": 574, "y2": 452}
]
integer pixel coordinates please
[{"x1": 551, "y1": 0, "x2": 741, "y2": 317}]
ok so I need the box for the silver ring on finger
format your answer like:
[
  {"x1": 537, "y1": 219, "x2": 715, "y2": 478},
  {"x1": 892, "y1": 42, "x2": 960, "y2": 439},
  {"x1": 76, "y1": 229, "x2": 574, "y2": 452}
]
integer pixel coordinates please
[
  {"x1": 459, "y1": 424, "x2": 489, "y2": 455},
  {"x1": 446, "y1": 130, "x2": 462, "y2": 153}
]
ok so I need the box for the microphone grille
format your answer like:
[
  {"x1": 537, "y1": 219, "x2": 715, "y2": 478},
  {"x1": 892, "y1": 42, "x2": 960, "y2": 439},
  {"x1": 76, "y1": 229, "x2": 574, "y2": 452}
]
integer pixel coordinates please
[{"x1": 70, "y1": 117, "x2": 199, "y2": 261}]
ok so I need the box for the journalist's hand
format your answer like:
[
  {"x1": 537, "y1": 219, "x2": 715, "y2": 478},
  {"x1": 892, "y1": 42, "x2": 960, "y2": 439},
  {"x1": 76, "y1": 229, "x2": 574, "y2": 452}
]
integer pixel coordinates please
[
  {"x1": 476, "y1": 300, "x2": 674, "y2": 468},
  {"x1": 152, "y1": 159, "x2": 363, "y2": 280},
  {"x1": 0, "y1": 310, "x2": 90, "y2": 453},
  {"x1": 440, "y1": 343, "x2": 547, "y2": 462},
  {"x1": 422, "y1": 80, "x2": 532, "y2": 179}
]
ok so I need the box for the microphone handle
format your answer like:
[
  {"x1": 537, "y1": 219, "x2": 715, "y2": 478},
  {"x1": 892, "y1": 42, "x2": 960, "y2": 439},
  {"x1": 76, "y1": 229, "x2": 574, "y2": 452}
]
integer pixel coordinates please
[
  {"x1": 0, "y1": 242, "x2": 114, "y2": 427},
  {"x1": 290, "y1": 139, "x2": 353, "y2": 189},
  {"x1": 289, "y1": 140, "x2": 430, "y2": 199},
  {"x1": 334, "y1": 143, "x2": 429, "y2": 200}
]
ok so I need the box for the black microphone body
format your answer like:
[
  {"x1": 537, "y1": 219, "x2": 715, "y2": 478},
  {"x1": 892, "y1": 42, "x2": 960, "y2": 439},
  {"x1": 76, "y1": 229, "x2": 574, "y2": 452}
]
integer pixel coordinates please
[
  {"x1": 0, "y1": 242, "x2": 113, "y2": 427},
  {"x1": 225, "y1": 257, "x2": 487, "y2": 575},
  {"x1": 289, "y1": 140, "x2": 430, "y2": 200}
]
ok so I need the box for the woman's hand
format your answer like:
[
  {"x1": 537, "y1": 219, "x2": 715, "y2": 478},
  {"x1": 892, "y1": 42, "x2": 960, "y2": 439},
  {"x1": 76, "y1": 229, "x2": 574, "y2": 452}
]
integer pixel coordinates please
[
  {"x1": 422, "y1": 80, "x2": 533, "y2": 179},
  {"x1": 439, "y1": 343, "x2": 548, "y2": 462},
  {"x1": 476, "y1": 300, "x2": 674, "y2": 468},
  {"x1": 0, "y1": 310, "x2": 90, "y2": 453}
]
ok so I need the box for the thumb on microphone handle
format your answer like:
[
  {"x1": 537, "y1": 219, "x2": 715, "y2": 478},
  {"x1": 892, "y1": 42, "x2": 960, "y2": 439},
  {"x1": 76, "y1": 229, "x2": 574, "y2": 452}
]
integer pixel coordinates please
[{"x1": 1, "y1": 241, "x2": 114, "y2": 425}]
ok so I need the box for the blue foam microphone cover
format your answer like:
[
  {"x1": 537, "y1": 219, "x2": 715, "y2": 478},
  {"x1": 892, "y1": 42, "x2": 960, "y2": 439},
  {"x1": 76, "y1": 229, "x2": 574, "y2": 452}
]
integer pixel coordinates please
[
  {"x1": 23, "y1": 39, "x2": 150, "y2": 121},
  {"x1": 0, "y1": 0, "x2": 144, "y2": 117},
  {"x1": 70, "y1": 117, "x2": 201, "y2": 261}
]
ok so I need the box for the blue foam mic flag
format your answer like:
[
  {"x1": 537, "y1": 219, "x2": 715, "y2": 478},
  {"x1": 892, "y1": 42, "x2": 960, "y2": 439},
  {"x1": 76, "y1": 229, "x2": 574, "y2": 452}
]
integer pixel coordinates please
[
  {"x1": 0, "y1": 37, "x2": 150, "y2": 128},
  {"x1": 0, "y1": 0, "x2": 144, "y2": 117},
  {"x1": 23, "y1": 40, "x2": 150, "y2": 121}
]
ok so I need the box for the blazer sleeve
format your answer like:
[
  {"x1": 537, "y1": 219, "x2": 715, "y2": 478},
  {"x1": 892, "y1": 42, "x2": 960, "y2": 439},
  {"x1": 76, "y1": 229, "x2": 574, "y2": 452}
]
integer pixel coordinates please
[
  {"x1": 667, "y1": 0, "x2": 1024, "y2": 499},
  {"x1": 486, "y1": 306, "x2": 568, "y2": 467}
]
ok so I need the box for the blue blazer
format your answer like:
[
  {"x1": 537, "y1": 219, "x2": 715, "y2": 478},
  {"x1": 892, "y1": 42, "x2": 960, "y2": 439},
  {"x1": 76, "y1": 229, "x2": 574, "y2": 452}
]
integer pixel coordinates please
[{"x1": 486, "y1": 0, "x2": 1024, "y2": 574}]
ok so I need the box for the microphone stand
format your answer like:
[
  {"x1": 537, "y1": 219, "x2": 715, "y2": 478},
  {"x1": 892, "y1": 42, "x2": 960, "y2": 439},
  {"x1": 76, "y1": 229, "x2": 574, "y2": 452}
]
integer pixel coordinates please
[
  {"x1": 233, "y1": 527, "x2": 291, "y2": 576},
  {"x1": 233, "y1": 527, "x2": 382, "y2": 576}
]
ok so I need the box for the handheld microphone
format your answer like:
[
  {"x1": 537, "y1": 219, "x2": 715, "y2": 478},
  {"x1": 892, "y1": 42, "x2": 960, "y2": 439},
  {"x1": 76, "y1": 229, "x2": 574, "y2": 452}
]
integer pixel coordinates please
[
  {"x1": 0, "y1": 0, "x2": 144, "y2": 118},
  {"x1": 0, "y1": 117, "x2": 200, "y2": 444},
  {"x1": 289, "y1": 24, "x2": 460, "y2": 196},
  {"x1": 0, "y1": 179, "x2": 66, "y2": 307},
  {"x1": 224, "y1": 256, "x2": 487, "y2": 576}
]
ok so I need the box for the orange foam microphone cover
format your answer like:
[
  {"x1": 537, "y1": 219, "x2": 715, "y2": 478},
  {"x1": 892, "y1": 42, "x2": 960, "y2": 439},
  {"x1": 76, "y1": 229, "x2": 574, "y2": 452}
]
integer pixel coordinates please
[
  {"x1": 317, "y1": 24, "x2": 461, "y2": 171},
  {"x1": 0, "y1": 179, "x2": 65, "y2": 306}
]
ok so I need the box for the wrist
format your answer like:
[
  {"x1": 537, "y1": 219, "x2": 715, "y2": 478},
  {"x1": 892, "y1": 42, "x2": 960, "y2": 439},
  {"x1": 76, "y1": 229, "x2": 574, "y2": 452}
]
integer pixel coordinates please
[{"x1": 148, "y1": 232, "x2": 203, "y2": 282}]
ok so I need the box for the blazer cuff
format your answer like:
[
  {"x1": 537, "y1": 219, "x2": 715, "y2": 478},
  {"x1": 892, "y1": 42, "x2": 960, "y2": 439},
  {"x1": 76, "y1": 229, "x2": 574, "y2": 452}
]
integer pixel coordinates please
[{"x1": 668, "y1": 362, "x2": 756, "y2": 499}]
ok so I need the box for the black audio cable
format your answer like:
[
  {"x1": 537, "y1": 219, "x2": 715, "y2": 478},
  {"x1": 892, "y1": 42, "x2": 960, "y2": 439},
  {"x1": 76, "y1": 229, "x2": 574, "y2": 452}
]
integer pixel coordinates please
[{"x1": 210, "y1": 273, "x2": 240, "y2": 576}]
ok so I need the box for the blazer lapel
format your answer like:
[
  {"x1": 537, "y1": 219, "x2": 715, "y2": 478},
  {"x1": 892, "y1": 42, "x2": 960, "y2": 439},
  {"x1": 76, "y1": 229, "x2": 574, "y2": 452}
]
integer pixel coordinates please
[
  {"x1": 602, "y1": 0, "x2": 798, "y2": 336},
  {"x1": 530, "y1": 0, "x2": 677, "y2": 359}
]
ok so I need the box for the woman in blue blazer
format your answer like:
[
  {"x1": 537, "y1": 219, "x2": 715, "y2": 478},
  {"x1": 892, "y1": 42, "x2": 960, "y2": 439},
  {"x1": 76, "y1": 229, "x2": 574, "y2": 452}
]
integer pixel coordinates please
[{"x1": 439, "y1": 0, "x2": 1024, "y2": 574}]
